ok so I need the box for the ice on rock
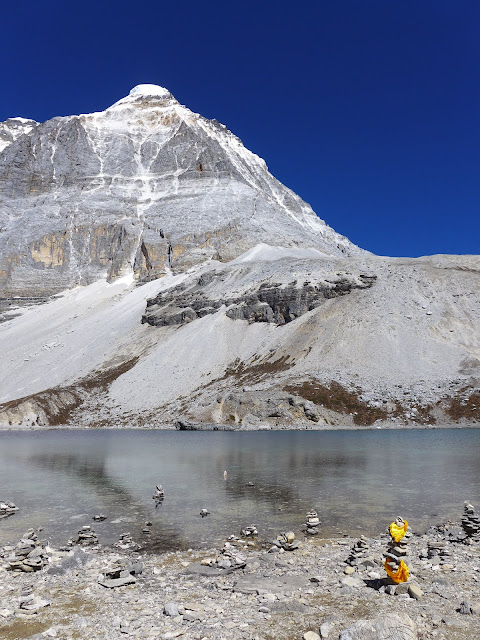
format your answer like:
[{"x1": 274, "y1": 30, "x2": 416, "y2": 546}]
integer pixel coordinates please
[{"x1": 129, "y1": 84, "x2": 172, "y2": 98}]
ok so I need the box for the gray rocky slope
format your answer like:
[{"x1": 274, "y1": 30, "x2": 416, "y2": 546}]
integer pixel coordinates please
[
  {"x1": 0, "y1": 84, "x2": 361, "y2": 298},
  {"x1": 0, "y1": 85, "x2": 479, "y2": 428}
]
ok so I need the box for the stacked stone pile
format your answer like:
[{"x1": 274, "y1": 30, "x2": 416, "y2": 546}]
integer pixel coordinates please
[
  {"x1": 216, "y1": 542, "x2": 247, "y2": 570},
  {"x1": 461, "y1": 502, "x2": 480, "y2": 540},
  {"x1": 0, "y1": 500, "x2": 18, "y2": 519},
  {"x1": 269, "y1": 531, "x2": 299, "y2": 552},
  {"x1": 201, "y1": 541, "x2": 247, "y2": 571},
  {"x1": 427, "y1": 522, "x2": 466, "y2": 543},
  {"x1": 383, "y1": 517, "x2": 412, "y2": 582},
  {"x1": 3, "y1": 529, "x2": 49, "y2": 572},
  {"x1": 346, "y1": 535, "x2": 371, "y2": 567},
  {"x1": 114, "y1": 532, "x2": 141, "y2": 550},
  {"x1": 305, "y1": 510, "x2": 320, "y2": 535},
  {"x1": 98, "y1": 560, "x2": 143, "y2": 588},
  {"x1": 75, "y1": 525, "x2": 99, "y2": 546},
  {"x1": 427, "y1": 540, "x2": 451, "y2": 565}
]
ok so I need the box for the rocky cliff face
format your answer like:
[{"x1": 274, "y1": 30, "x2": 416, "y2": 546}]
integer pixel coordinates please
[
  {"x1": 0, "y1": 84, "x2": 363, "y2": 298},
  {"x1": 0, "y1": 86, "x2": 478, "y2": 430},
  {"x1": 0, "y1": 117, "x2": 37, "y2": 154}
]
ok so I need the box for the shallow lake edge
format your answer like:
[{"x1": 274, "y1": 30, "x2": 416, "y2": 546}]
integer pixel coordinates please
[{"x1": 0, "y1": 421, "x2": 478, "y2": 432}]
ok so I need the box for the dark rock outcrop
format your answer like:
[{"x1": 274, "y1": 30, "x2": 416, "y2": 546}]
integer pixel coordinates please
[{"x1": 142, "y1": 261, "x2": 376, "y2": 326}]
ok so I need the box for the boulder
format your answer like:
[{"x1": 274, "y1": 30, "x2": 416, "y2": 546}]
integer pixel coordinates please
[{"x1": 339, "y1": 612, "x2": 417, "y2": 640}]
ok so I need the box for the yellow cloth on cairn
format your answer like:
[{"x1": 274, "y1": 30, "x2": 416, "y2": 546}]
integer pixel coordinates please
[
  {"x1": 385, "y1": 518, "x2": 410, "y2": 583},
  {"x1": 384, "y1": 558, "x2": 410, "y2": 583},
  {"x1": 389, "y1": 519, "x2": 409, "y2": 543}
]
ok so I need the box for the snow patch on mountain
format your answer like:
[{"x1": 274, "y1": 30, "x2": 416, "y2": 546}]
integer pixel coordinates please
[
  {"x1": 129, "y1": 84, "x2": 172, "y2": 98},
  {"x1": 0, "y1": 117, "x2": 37, "y2": 153},
  {"x1": 0, "y1": 272, "x2": 188, "y2": 403},
  {"x1": 232, "y1": 243, "x2": 328, "y2": 263}
]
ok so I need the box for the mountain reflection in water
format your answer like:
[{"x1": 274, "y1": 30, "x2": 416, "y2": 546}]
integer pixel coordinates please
[{"x1": 0, "y1": 429, "x2": 479, "y2": 551}]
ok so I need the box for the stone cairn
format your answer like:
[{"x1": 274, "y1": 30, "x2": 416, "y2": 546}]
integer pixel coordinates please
[
  {"x1": 346, "y1": 535, "x2": 370, "y2": 567},
  {"x1": 383, "y1": 516, "x2": 412, "y2": 583},
  {"x1": 427, "y1": 540, "x2": 451, "y2": 565},
  {"x1": 461, "y1": 502, "x2": 480, "y2": 541},
  {"x1": 305, "y1": 510, "x2": 320, "y2": 535},
  {"x1": 240, "y1": 525, "x2": 258, "y2": 537},
  {"x1": 152, "y1": 485, "x2": 165, "y2": 503},
  {"x1": 114, "y1": 532, "x2": 141, "y2": 550},
  {"x1": 142, "y1": 521, "x2": 153, "y2": 534},
  {"x1": 75, "y1": 525, "x2": 99, "y2": 546},
  {"x1": 98, "y1": 560, "x2": 143, "y2": 589},
  {"x1": 201, "y1": 541, "x2": 247, "y2": 571},
  {"x1": 269, "y1": 531, "x2": 299, "y2": 552},
  {"x1": 2, "y1": 529, "x2": 49, "y2": 572},
  {"x1": 0, "y1": 500, "x2": 19, "y2": 519}
]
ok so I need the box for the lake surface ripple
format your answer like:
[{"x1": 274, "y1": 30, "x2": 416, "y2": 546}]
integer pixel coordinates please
[{"x1": 0, "y1": 429, "x2": 479, "y2": 552}]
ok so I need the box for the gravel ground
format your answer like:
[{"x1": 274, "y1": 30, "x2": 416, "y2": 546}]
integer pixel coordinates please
[{"x1": 1, "y1": 518, "x2": 479, "y2": 640}]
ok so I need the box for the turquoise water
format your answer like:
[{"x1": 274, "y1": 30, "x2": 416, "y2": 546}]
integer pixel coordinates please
[{"x1": 0, "y1": 428, "x2": 479, "y2": 551}]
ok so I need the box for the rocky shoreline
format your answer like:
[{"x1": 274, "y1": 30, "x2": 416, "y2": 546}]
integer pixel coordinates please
[
  {"x1": 0, "y1": 421, "x2": 478, "y2": 432},
  {"x1": 1, "y1": 510, "x2": 479, "y2": 639}
]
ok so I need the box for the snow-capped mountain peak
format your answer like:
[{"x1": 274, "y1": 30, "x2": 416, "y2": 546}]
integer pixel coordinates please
[
  {"x1": 0, "y1": 84, "x2": 365, "y2": 298},
  {"x1": 108, "y1": 84, "x2": 177, "y2": 111}
]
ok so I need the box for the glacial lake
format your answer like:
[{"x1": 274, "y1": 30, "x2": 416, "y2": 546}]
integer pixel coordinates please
[{"x1": 0, "y1": 428, "x2": 479, "y2": 552}]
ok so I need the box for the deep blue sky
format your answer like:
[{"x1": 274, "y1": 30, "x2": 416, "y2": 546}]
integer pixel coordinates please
[{"x1": 2, "y1": 0, "x2": 479, "y2": 256}]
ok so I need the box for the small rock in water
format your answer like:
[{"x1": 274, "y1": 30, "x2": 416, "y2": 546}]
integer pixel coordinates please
[
  {"x1": 0, "y1": 501, "x2": 19, "y2": 519},
  {"x1": 152, "y1": 485, "x2": 165, "y2": 501},
  {"x1": 240, "y1": 525, "x2": 258, "y2": 537},
  {"x1": 200, "y1": 508, "x2": 210, "y2": 517}
]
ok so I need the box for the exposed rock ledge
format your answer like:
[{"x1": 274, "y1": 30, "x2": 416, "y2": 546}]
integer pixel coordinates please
[{"x1": 142, "y1": 259, "x2": 377, "y2": 326}]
